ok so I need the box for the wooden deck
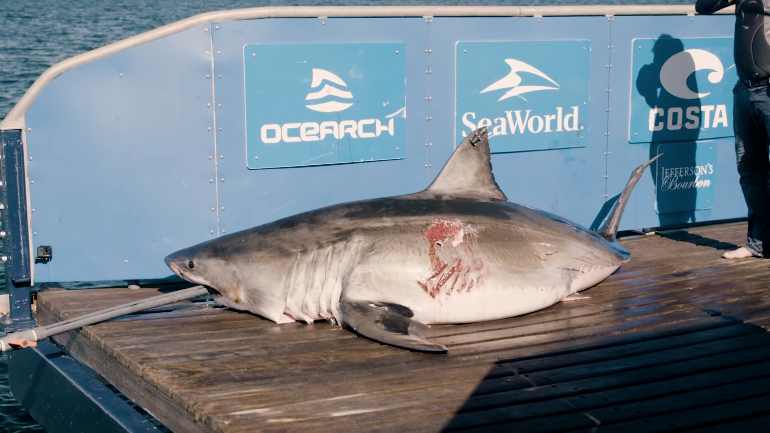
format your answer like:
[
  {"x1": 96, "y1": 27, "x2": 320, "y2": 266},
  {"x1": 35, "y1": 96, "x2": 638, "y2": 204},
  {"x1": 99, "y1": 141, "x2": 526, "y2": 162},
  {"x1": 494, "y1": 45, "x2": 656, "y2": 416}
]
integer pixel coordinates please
[{"x1": 35, "y1": 222, "x2": 770, "y2": 432}]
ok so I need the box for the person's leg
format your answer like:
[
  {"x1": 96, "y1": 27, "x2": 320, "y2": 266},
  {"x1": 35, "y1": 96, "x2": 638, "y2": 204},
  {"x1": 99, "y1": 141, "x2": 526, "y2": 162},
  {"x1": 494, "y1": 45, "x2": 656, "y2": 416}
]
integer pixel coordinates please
[{"x1": 725, "y1": 83, "x2": 770, "y2": 258}]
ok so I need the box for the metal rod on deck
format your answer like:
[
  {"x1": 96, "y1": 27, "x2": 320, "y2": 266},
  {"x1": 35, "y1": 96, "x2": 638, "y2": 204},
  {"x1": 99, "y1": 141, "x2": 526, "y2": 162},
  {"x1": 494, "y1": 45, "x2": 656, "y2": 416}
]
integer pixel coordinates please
[{"x1": 0, "y1": 285, "x2": 209, "y2": 352}]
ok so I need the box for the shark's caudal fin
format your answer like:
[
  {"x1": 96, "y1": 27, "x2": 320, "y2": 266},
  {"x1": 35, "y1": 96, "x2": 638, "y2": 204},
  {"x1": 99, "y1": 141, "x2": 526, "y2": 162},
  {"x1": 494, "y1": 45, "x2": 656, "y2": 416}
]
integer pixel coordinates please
[
  {"x1": 598, "y1": 155, "x2": 662, "y2": 241},
  {"x1": 425, "y1": 127, "x2": 507, "y2": 201}
]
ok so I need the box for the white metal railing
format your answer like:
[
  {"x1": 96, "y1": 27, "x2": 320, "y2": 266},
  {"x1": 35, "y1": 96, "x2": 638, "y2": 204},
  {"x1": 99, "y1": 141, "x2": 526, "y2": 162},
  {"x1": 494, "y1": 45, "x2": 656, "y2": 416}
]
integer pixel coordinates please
[{"x1": 0, "y1": 5, "x2": 734, "y2": 130}]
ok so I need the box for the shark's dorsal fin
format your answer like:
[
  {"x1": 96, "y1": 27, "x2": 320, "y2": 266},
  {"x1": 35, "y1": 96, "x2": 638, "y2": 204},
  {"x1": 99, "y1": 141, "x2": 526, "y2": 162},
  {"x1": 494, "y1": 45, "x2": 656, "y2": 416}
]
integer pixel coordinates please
[{"x1": 425, "y1": 127, "x2": 507, "y2": 201}]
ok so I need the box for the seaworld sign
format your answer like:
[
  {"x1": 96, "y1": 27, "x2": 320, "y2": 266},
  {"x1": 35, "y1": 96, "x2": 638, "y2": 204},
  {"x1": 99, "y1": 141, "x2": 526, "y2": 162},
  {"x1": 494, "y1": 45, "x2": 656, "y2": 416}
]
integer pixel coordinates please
[{"x1": 455, "y1": 40, "x2": 591, "y2": 153}]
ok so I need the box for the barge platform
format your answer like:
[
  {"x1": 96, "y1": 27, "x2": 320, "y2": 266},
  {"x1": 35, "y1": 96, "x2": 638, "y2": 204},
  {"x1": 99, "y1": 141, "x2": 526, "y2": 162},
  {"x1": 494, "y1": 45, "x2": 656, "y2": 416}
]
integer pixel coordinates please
[{"x1": 20, "y1": 222, "x2": 770, "y2": 432}]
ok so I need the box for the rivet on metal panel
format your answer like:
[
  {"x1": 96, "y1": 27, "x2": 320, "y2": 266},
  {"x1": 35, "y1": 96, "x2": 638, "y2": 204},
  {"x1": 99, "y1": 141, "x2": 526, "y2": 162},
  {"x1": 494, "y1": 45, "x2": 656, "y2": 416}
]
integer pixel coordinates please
[
  {"x1": 218, "y1": 104, "x2": 222, "y2": 108},
  {"x1": 124, "y1": 260, "x2": 128, "y2": 263},
  {"x1": 31, "y1": 209, "x2": 35, "y2": 212},
  {"x1": 254, "y1": 156, "x2": 259, "y2": 160},
  {"x1": 28, "y1": 157, "x2": 32, "y2": 161},
  {"x1": 429, "y1": 49, "x2": 432, "y2": 53},
  {"x1": 204, "y1": 28, "x2": 208, "y2": 33},
  {"x1": 208, "y1": 127, "x2": 211, "y2": 131},
  {"x1": 209, "y1": 179, "x2": 213, "y2": 183},
  {"x1": 1, "y1": 257, "x2": 7, "y2": 263},
  {"x1": 209, "y1": 156, "x2": 212, "y2": 160},
  {"x1": 217, "y1": 51, "x2": 221, "y2": 55},
  {"x1": 207, "y1": 103, "x2": 211, "y2": 107},
  {"x1": 537, "y1": 19, "x2": 541, "y2": 23},
  {"x1": 583, "y1": 47, "x2": 586, "y2": 50},
  {"x1": 222, "y1": 230, "x2": 226, "y2": 233},
  {"x1": 322, "y1": 21, "x2": 325, "y2": 25},
  {"x1": 33, "y1": 232, "x2": 36, "y2": 236},
  {"x1": 463, "y1": 49, "x2": 467, "y2": 53},
  {"x1": 1, "y1": 181, "x2": 4, "y2": 186},
  {"x1": 425, "y1": 49, "x2": 428, "y2": 53},
  {"x1": 219, "y1": 127, "x2": 223, "y2": 131},
  {"x1": 607, "y1": 89, "x2": 612, "y2": 92},
  {"x1": 220, "y1": 155, "x2": 223, "y2": 159},
  {"x1": 0, "y1": 204, "x2": 4, "y2": 210},
  {"x1": 429, "y1": 117, "x2": 432, "y2": 120},
  {"x1": 221, "y1": 178, "x2": 225, "y2": 182},
  {"x1": 581, "y1": 137, "x2": 584, "y2": 140},
  {"x1": 428, "y1": 164, "x2": 432, "y2": 167},
  {"x1": 0, "y1": 232, "x2": 6, "y2": 238},
  {"x1": 710, "y1": 147, "x2": 713, "y2": 151},
  {"x1": 206, "y1": 75, "x2": 210, "y2": 79},
  {"x1": 211, "y1": 208, "x2": 214, "y2": 211},
  {"x1": 27, "y1": 128, "x2": 31, "y2": 132},
  {"x1": 215, "y1": 26, "x2": 219, "y2": 30},
  {"x1": 119, "y1": 73, "x2": 123, "y2": 77},
  {"x1": 396, "y1": 147, "x2": 400, "y2": 151},
  {"x1": 211, "y1": 230, "x2": 214, "y2": 234},
  {"x1": 707, "y1": 200, "x2": 710, "y2": 203},
  {"x1": 396, "y1": 51, "x2": 399, "y2": 54},
  {"x1": 639, "y1": 46, "x2": 642, "y2": 49},
  {"x1": 635, "y1": 132, "x2": 638, "y2": 136},
  {"x1": 30, "y1": 181, "x2": 33, "y2": 185},
  {"x1": 205, "y1": 51, "x2": 209, "y2": 55},
  {"x1": 252, "y1": 53, "x2": 256, "y2": 57},
  {"x1": 604, "y1": 194, "x2": 609, "y2": 197},
  {"x1": 425, "y1": 164, "x2": 428, "y2": 168},
  {"x1": 222, "y1": 207, "x2": 225, "y2": 211},
  {"x1": 218, "y1": 75, "x2": 221, "y2": 79}
]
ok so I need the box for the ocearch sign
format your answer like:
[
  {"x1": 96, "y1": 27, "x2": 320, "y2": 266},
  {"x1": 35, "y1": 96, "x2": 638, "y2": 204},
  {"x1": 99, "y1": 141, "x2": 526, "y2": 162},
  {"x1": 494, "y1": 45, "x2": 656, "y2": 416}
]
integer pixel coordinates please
[
  {"x1": 244, "y1": 43, "x2": 406, "y2": 169},
  {"x1": 629, "y1": 37, "x2": 736, "y2": 144}
]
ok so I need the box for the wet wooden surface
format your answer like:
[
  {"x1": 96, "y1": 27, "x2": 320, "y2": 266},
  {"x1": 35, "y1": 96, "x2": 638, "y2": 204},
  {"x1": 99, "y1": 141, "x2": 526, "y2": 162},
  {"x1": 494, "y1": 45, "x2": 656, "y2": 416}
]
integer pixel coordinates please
[{"x1": 35, "y1": 222, "x2": 770, "y2": 432}]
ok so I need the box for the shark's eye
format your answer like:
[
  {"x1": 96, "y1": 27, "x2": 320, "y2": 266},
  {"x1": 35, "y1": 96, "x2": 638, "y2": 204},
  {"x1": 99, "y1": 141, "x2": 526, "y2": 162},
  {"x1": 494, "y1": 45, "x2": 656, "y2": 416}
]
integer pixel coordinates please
[{"x1": 187, "y1": 261, "x2": 195, "y2": 269}]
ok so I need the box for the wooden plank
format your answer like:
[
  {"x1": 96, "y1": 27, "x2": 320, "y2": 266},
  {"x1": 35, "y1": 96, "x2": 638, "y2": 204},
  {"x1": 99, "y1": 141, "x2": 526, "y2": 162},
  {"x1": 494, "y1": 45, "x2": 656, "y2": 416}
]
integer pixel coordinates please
[{"x1": 35, "y1": 304, "x2": 215, "y2": 433}]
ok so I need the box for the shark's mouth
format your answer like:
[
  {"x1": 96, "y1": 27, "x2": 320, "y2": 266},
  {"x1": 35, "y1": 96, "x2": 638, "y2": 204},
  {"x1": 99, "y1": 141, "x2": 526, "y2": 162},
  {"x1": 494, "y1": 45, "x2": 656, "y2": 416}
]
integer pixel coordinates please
[{"x1": 168, "y1": 262, "x2": 183, "y2": 278}]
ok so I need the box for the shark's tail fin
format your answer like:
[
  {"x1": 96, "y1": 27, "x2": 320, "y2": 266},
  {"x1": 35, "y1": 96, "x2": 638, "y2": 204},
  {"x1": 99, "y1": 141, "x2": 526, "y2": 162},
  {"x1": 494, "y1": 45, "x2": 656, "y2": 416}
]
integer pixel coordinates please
[{"x1": 598, "y1": 154, "x2": 662, "y2": 241}]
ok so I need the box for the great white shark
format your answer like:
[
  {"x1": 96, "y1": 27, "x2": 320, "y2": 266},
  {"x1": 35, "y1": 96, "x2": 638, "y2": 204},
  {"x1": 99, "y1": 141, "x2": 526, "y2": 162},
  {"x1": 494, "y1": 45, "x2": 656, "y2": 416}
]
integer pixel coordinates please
[{"x1": 165, "y1": 127, "x2": 659, "y2": 352}]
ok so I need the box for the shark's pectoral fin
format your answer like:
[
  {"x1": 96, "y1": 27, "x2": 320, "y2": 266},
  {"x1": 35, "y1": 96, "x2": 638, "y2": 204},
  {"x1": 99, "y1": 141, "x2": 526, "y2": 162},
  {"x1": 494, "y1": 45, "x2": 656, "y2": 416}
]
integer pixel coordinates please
[{"x1": 340, "y1": 299, "x2": 447, "y2": 353}]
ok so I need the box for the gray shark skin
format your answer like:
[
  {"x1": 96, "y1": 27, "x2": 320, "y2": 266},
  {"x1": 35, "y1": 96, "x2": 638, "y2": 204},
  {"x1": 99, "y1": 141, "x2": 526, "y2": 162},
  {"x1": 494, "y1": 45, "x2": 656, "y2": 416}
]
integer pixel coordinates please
[{"x1": 165, "y1": 127, "x2": 659, "y2": 352}]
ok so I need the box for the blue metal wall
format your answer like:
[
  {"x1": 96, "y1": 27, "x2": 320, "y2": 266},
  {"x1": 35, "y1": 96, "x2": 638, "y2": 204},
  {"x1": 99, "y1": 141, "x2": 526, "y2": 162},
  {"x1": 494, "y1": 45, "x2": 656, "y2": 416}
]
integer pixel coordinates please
[{"x1": 17, "y1": 14, "x2": 740, "y2": 282}]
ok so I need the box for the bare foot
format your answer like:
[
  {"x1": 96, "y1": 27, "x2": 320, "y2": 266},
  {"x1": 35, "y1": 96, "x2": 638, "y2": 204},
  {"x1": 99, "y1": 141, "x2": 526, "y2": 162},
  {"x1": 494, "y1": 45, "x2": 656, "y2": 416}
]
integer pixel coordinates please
[{"x1": 722, "y1": 247, "x2": 755, "y2": 259}]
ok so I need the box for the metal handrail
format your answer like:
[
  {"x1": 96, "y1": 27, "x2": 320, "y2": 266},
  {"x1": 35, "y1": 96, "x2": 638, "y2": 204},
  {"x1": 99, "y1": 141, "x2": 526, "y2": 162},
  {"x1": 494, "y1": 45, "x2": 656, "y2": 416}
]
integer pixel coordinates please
[{"x1": 0, "y1": 5, "x2": 734, "y2": 130}]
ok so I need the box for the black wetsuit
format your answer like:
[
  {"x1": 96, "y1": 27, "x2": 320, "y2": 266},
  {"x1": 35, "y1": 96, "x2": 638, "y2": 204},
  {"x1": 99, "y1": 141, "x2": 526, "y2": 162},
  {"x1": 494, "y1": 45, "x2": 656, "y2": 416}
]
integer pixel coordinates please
[
  {"x1": 698, "y1": 0, "x2": 770, "y2": 257},
  {"x1": 696, "y1": 0, "x2": 770, "y2": 81}
]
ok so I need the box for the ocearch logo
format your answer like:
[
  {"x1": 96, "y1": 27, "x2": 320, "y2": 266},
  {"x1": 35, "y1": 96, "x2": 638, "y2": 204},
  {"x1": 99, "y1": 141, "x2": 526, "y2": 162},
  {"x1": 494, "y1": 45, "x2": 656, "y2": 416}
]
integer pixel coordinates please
[
  {"x1": 462, "y1": 58, "x2": 580, "y2": 137},
  {"x1": 649, "y1": 49, "x2": 729, "y2": 132},
  {"x1": 260, "y1": 67, "x2": 396, "y2": 144},
  {"x1": 304, "y1": 69, "x2": 354, "y2": 113}
]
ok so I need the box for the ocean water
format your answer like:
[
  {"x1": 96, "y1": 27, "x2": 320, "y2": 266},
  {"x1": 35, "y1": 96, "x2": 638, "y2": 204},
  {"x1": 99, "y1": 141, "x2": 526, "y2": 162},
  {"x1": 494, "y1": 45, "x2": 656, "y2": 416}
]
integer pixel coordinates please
[{"x1": 0, "y1": 0, "x2": 696, "y2": 431}]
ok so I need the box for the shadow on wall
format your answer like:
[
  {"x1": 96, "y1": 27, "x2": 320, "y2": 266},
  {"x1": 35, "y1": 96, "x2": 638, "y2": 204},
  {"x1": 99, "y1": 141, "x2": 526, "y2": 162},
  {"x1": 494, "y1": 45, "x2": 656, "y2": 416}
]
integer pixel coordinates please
[{"x1": 636, "y1": 34, "x2": 700, "y2": 227}]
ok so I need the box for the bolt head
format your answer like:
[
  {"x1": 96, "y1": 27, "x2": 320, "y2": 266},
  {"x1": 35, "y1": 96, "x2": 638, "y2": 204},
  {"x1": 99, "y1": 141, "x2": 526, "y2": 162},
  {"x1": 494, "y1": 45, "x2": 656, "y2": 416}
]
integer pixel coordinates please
[
  {"x1": 211, "y1": 230, "x2": 214, "y2": 234},
  {"x1": 0, "y1": 231, "x2": 6, "y2": 238},
  {"x1": 222, "y1": 230, "x2": 226, "y2": 233},
  {"x1": 211, "y1": 207, "x2": 215, "y2": 211},
  {"x1": 221, "y1": 178, "x2": 224, "y2": 182},
  {"x1": 29, "y1": 157, "x2": 33, "y2": 161},
  {"x1": 33, "y1": 232, "x2": 37, "y2": 236},
  {"x1": 124, "y1": 260, "x2": 128, "y2": 263},
  {"x1": 31, "y1": 209, "x2": 35, "y2": 212},
  {"x1": 209, "y1": 179, "x2": 213, "y2": 183},
  {"x1": 30, "y1": 181, "x2": 34, "y2": 185},
  {"x1": 1, "y1": 256, "x2": 7, "y2": 263},
  {"x1": 255, "y1": 156, "x2": 259, "y2": 160},
  {"x1": 221, "y1": 207, "x2": 225, "y2": 210}
]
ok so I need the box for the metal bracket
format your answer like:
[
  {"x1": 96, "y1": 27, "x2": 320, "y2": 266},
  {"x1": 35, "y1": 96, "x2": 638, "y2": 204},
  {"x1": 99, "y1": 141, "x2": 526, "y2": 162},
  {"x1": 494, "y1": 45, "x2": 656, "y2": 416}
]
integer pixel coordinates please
[{"x1": 0, "y1": 129, "x2": 35, "y2": 332}]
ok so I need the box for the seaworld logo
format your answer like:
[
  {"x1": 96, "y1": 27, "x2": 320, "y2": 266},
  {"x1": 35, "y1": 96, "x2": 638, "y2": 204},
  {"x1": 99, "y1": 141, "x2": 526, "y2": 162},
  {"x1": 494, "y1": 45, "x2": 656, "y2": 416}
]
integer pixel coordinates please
[
  {"x1": 648, "y1": 49, "x2": 729, "y2": 132},
  {"x1": 461, "y1": 58, "x2": 582, "y2": 137},
  {"x1": 260, "y1": 67, "x2": 401, "y2": 144}
]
